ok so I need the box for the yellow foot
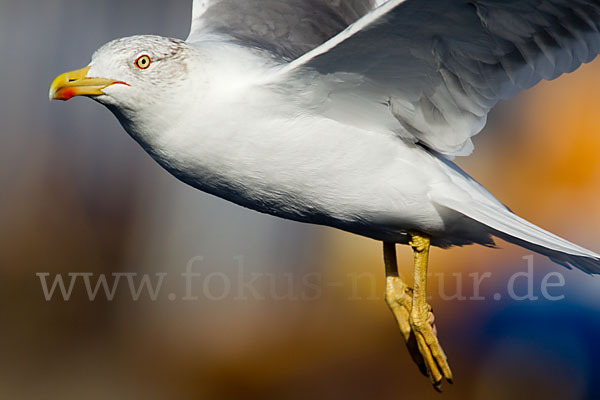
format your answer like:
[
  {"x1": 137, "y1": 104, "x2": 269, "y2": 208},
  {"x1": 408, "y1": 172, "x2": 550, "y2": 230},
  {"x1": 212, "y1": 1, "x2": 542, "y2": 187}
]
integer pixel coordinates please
[
  {"x1": 386, "y1": 276, "x2": 452, "y2": 391},
  {"x1": 385, "y1": 277, "x2": 413, "y2": 342},
  {"x1": 410, "y1": 304, "x2": 453, "y2": 391}
]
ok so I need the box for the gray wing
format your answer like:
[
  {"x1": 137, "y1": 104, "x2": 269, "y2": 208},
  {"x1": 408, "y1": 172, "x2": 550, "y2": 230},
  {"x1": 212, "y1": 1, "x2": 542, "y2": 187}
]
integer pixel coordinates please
[
  {"x1": 187, "y1": 0, "x2": 378, "y2": 60},
  {"x1": 283, "y1": 0, "x2": 600, "y2": 155}
]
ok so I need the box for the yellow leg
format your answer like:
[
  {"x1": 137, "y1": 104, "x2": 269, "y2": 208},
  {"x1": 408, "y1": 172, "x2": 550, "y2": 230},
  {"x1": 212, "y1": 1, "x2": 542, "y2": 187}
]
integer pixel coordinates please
[
  {"x1": 409, "y1": 233, "x2": 453, "y2": 390},
  {"x1": 384, "y1": 242, "x2": 428, "y2": 376},
  {"x1": 383, "y1": 237, "x2": 453, "y2": 391}
]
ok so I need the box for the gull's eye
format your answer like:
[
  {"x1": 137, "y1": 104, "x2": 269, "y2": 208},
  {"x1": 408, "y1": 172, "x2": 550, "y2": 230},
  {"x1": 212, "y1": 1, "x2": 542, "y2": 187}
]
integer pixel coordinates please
[{"x1": 134, "y1": 54, "x2": 151, "y2": 70}]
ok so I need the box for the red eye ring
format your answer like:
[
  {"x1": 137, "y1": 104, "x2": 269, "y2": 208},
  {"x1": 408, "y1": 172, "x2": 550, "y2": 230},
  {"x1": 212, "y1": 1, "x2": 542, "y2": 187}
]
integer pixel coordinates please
[{"x1": 134, "y1": 54, "x2": 151, "y2": 70}]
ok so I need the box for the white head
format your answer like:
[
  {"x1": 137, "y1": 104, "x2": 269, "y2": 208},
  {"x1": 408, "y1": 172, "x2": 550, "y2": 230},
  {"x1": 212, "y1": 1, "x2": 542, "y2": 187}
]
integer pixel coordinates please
[{"x1": 49, "y1": 35, "x2": 201, "y2": 142}]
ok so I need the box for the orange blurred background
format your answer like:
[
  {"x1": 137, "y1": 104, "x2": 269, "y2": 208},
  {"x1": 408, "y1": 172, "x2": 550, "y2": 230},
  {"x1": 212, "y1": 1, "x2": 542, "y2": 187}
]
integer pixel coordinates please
[{"x1": 1, "y1": 1, "x2": 599, "y2": 399}]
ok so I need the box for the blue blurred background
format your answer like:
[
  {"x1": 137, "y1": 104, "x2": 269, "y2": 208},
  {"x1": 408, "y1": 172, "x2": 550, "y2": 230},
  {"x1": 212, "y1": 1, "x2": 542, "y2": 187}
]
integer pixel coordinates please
[{"x1": 1, "y1": 1, "x2": 599, "y2": 399}]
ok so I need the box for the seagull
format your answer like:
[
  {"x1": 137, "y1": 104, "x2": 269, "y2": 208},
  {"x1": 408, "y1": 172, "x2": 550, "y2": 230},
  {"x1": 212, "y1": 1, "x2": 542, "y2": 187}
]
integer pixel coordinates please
[{"x1": 49, "y1": 0, "x2": 600, "y2": 390}]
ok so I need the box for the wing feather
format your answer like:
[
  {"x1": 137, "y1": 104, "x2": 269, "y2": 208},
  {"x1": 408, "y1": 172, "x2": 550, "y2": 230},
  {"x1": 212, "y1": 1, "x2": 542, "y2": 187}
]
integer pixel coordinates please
[
  {"x1": 280, "y1": 0, "x2": 600, "y2": 155},
  {"x1": 188, "y1": 0, "x2": 377, "y2": 60}
]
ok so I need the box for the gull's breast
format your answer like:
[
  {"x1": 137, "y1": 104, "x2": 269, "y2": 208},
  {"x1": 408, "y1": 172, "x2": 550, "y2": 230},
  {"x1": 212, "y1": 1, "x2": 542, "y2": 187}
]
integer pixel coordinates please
[{"x1": 145, "y1": 106, "x2": 449, "y2": 239}]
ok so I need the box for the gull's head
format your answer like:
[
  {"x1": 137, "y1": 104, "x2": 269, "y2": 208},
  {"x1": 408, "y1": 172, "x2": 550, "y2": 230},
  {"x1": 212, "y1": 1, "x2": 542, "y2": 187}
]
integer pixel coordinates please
[{"x1": 49, "y1": 35, "x2": 198, "y2": 119}]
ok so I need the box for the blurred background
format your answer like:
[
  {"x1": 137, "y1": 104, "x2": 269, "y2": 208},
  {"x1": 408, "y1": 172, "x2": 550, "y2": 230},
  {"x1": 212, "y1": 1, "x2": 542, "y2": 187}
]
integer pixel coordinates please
[{"x1": 1, "y1": 1, "x2": 600, "y2": 399}]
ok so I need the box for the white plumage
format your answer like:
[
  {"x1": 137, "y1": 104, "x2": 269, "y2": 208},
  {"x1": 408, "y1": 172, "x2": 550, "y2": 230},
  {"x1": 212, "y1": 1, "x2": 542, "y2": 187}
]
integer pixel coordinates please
[
  {"x1": 52, "y1": 0, "x2": 600, "y2": 270},
  {"x1": 48, "y1": 0, "x2": 600, "y2": 389}
]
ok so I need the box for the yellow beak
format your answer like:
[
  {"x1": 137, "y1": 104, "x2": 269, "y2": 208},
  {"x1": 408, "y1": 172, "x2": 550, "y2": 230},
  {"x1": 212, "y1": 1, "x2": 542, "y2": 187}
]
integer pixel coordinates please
[{"x1": 49, "y1": 66, "x2": 128, "y2": 101}]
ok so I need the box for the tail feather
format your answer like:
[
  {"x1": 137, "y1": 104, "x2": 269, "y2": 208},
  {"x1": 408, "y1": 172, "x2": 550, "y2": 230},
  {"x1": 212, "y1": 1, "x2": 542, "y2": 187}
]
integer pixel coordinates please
[{"x1": 435, "y1": 197, "x2": 600, "y2": 275}]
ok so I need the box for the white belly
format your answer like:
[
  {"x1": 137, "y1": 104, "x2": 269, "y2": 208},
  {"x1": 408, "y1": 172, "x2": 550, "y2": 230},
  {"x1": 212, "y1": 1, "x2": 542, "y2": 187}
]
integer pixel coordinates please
[{"x1": 143, "y1": 111, "x2": 451, "y2": 241}]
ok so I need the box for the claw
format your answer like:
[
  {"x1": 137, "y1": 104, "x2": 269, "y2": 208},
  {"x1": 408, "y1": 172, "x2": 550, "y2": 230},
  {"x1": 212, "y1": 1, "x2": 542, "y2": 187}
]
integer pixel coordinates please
[
  {"x1": 383, "y1": 240, "x2": 452, "y2": 390},
  {"x1": 385, "y1": 276, "x2": 452, "y2": 386},
  {"x1": 410, "y1": 311, "x2": 453, "y2": 389}
]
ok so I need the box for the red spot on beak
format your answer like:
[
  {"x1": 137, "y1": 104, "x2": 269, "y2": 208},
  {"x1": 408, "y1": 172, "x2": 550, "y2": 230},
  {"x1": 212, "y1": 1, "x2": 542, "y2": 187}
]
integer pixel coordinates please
[{"x1": 55, "y1": 88, "x2": 77, "y2": 101}]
